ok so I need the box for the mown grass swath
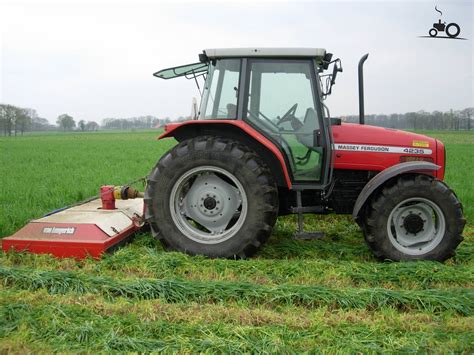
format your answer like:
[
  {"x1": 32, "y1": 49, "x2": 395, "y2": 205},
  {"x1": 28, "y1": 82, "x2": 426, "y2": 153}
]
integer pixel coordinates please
[
  {"x1": 1, "y1": 266, "x2": 472, "y2": 315},
  {"x1": 2, "y1": 236, "x2": 472, "y2": 289},
  {"x1": 1, "y1": 298, "x2": 472, "y2": 353}
]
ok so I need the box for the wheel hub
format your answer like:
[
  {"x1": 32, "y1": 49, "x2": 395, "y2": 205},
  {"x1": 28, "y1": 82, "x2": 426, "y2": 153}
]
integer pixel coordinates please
[
  {"x1": 403, "y1": 213, "x2": 424, "y2": 234},
  {"x1": 203, "y1": 196, "x2": 217, "y2": 210}
]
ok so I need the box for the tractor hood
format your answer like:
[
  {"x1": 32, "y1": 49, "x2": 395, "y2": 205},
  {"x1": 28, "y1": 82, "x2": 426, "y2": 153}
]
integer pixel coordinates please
[
  {"x1": 332, "y1": 123, "x2": 443, "y2": 179},
  {"x1": 332, "y1": 123, "x2": 437, "y2": 148}
]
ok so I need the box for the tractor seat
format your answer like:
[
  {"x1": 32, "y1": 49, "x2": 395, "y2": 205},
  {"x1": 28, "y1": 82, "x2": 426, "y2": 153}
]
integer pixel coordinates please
[{"x1": 295, "y1": 107, "x2": 318, "y2": 149}]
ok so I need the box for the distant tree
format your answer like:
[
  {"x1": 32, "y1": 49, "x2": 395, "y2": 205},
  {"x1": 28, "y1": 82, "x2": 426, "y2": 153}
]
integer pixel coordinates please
[
  {"x1": 461, "y1": 108, "x2": 473, "y2": 130},
  {"x1": 78, "y1": 120, "x2": 86, "y2": 131},
  {"x1": 1, "y1": 104, "x2": 18, "y2": 136},
  {"x1": 86, "y1": 121, "x2": 99, "y2": 131},
  {"x1": 56, "y1": 114, "x2": 76, "y2": 131},
  {"x1": 31, "y1": 116, "x2": 52, "y2": 131},
  {"x1": 0, "y1": 105, "x2": 6, "y2": 135},
  {"x1": 15, "y1": 108, "x2": 32, "y2": 135}
]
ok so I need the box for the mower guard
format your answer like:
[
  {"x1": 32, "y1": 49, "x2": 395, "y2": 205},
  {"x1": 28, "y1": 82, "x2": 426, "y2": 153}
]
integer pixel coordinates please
[{"x1": 2, "y1": 198, "x2": 144, "y2": 259}]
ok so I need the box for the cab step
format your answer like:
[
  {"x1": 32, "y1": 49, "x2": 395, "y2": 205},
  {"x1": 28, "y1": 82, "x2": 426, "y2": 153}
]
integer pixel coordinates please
[{"x1": 292, "y1": 191, "x2": 326, "y2": 240}]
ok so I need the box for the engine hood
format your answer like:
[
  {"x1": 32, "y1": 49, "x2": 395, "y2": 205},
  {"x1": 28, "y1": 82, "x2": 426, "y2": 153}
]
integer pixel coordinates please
[
  {"x1": 332, "y1": 123, "x2": 436, "y2": 148},
  {"x1": 331, "y1": 123, "x2": 442, "y2": 178}
]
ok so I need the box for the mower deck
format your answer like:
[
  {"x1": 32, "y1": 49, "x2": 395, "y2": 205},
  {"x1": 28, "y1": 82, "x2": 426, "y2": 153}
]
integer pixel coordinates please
[{"x1": 2, "y1": 198, "x2": 144, "y2": 259}]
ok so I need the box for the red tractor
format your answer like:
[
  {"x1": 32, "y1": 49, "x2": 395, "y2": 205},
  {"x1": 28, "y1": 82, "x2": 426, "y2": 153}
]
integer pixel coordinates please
[{"x1": 145, "y1": 48, "x2": 465, "y2": 261}]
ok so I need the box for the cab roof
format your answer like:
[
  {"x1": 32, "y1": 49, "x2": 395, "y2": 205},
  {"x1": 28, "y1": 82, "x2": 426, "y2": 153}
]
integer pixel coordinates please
[
  {"x1": 203, "y1": 47, "x2": 327, "y2": 59},
  {"x1": 154, "y1": 47, "x2": 329, "y2": 80}
]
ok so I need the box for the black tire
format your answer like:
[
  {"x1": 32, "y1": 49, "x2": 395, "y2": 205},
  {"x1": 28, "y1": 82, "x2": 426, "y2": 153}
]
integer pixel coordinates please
[
  {"x1": 145, "y1": 136, "x2": 279, "y2": 258},
  {"x1": 429, "y1": 28, "x2": 438, "y2": 37},
  {"x1": 363, "y1": 174, "x2": 465, "y2": 261},
  {"x1": 446, "y1": 23, "x2": 460, "y2": 38}
]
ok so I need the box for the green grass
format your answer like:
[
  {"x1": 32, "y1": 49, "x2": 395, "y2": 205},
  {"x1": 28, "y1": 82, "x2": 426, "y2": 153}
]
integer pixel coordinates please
[{"x1": 0, "y1": 129, "x2": 473, "y2": 352}]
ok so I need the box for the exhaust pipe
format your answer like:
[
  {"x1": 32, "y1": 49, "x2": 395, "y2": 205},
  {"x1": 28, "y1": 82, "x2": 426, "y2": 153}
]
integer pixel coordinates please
[{"x1": 358, "y1": 53, "x2": 369, "y2": 125}]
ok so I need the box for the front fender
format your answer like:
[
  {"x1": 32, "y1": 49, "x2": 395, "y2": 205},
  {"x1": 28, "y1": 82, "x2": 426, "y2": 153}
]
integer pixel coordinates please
[{"x1": 352, "y1": 161, "x2": 440, "y2": 221}]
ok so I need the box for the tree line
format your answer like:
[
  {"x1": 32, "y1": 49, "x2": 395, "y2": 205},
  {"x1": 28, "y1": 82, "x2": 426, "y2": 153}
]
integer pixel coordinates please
[
  {"x1": 101, "y1": 116, "x2": 172, "y2": 130},
  {"x1": 0, "y1": 104, "x2": 46, "y2": 136},
  {"x1": 342, "y1": 108, "x2": 473, "y2": 130},
  {"x1": 1, "y1": 102, "x2": 472, "y2": 136}
]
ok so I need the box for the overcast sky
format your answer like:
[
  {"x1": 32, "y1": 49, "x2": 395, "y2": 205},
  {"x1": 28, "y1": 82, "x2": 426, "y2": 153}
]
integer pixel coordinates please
[{"x1": 0, "y1": 0, "x2": 472, "y2": 123}]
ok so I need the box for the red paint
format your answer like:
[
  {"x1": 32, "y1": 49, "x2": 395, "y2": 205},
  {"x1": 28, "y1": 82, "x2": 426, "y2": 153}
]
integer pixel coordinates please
[
  {"x1": 435, "y1": 139, "x2": 445, "y2": 180},
  {"x1": 100, "y1": 185, "x2": 115, "y2": 210},
  {"x1": 331, "y1": 124, "x2": 440, "y2": 176},
  {"x1": 2, "y1": 222, "x2": 138, "y2": 259},
  {"x1": 160, "y1": 120, "x2": 293, "y2": 188},
  {"x1": 160, "y1": 121, "x2": 445, "y2": 187}
]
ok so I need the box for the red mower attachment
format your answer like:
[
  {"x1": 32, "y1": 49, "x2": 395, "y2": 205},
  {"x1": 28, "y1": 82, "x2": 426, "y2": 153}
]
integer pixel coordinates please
[{"x1": 2, "y1": 185, "x2": 144, "y2": 259}]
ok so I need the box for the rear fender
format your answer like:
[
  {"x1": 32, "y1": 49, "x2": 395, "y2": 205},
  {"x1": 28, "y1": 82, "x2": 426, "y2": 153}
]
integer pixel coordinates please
[
  {"x1": 159, "y1": 120, "x2": 292, "y2": 188},
  {"x1": 352, "y1": 161, "x2": 440, "y2": 221}
]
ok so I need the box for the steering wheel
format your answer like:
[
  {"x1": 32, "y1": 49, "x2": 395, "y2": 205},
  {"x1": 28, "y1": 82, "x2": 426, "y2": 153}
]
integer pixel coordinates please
[
  {"x1": 248, "y1": 109, "x2": 280, "y2": 131},
  {"x1": 276, "y1": 103, "x2": 298, "y2": 126}
]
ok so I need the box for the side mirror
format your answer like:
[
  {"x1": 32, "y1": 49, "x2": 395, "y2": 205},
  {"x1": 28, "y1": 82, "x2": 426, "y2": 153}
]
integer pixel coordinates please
[
  {"x1": 330, "y1": 59, "x2": 343, "y2": 86},
  {"x1": 331, "y1": 117, "x2": 342, "y2": 125}
]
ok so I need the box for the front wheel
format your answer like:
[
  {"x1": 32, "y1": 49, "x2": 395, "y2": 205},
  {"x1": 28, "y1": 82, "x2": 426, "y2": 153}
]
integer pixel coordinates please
[
  {"x1": 363, "y1": 174, "x2": 465, "y2": 261},
  {"x1": 429, "y1": 28, "x2": 438, "y2": 37},
  {"x1": 145, "y1": 136, "x2": 279, "y2": 258}
]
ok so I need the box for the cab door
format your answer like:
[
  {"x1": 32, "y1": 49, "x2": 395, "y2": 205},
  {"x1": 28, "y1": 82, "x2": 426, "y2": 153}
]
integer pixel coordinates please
[{"x1": 243, "y1": 58, "x2": 330, "y2": 186}]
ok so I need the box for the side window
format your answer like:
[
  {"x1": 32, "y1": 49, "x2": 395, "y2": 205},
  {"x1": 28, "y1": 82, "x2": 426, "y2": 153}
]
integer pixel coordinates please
[
  {"x1": 203, "y1": 59, "x2": 240, "y2": 119},
  {"x1": 249, "y1": 62, "x2": 317, "y2": 127},
  {"x1": 246, "y1": 60, "x2": 322, "y2": 182}
]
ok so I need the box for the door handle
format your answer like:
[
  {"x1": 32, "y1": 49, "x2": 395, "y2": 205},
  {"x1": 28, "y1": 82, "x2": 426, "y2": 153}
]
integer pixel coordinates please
[{"x1": 314, "y1": 129, "x2": 322, "y2": 147}]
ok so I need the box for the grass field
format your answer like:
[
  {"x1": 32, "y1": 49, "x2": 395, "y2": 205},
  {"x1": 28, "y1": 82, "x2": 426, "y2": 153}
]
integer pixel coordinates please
[{"x1": 0, "y1": 129, "x2": 473, "y2": 352}]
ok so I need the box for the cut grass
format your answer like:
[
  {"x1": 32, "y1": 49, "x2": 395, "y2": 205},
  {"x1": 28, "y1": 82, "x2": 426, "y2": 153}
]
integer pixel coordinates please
[
  {"x1": 1, "y1": 288, "x2": 472, "y2": 353},
  {"x1": 2, "y1": 233, "x2": 473, "y2": 289},
  {"x1": 1, "y1": 266, "x2": 472, "y2": 315}
]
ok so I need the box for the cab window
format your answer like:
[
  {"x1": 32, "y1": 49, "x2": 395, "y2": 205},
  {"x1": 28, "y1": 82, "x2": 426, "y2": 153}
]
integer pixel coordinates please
[{"x1": 201, "y1": 59, "x2": 240, "y2": 119}]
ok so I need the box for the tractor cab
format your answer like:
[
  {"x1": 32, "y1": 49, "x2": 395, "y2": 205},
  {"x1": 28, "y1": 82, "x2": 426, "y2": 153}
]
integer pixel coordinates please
[{"x1": 154, "y1": 48, "x2": 343, "y2": 189}]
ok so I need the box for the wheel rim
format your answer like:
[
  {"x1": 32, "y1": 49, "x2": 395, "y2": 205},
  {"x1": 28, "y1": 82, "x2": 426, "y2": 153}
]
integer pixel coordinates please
[
  {"x1": 169, "y1": 166, "x2": 248, "y2": 244},
  {"x1": 387, "y1": 197, "x2": 446, "y2": 256}
]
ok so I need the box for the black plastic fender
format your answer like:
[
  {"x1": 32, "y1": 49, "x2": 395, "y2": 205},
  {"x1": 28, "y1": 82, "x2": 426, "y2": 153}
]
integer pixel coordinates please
[{"x1": 352, "y1": 161, "x2": 440, "y2": 221}]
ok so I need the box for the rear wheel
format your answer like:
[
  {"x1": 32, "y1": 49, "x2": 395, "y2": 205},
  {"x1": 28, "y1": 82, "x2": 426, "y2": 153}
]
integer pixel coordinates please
[
  {"x1": 446, "y1": 23, "x2": 460, "y2": 38},
  {"x1": 145, "y1": 136, "x2": 278, "y2": 258},
  {"x1": 364, "y1": 174, "x2": 465, "y2": 261}
]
